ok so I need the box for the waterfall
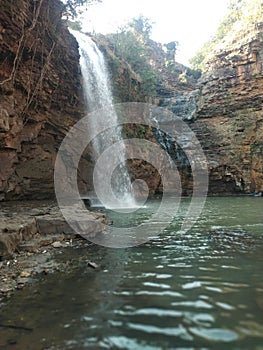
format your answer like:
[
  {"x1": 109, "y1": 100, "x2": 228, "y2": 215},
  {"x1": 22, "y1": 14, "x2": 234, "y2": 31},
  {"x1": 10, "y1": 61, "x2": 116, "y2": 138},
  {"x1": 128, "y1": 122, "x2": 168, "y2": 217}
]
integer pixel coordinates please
[{"x1": 71, "y1": 30, "x2": 136, "y2": 209}]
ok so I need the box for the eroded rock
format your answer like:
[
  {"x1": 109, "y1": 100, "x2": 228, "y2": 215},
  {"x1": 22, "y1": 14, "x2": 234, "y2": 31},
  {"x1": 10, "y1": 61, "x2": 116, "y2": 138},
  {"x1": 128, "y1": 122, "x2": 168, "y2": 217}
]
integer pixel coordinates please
[{"x1": 0, "y1": 200, "x2": 107, "y2": 259}]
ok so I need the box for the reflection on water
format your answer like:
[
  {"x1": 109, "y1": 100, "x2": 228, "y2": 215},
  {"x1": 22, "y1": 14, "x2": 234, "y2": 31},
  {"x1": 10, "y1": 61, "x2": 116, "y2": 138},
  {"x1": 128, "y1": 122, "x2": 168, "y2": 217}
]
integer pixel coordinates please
[{"x1": 0, "y1": 197, "x2": 263, "y2": 349}]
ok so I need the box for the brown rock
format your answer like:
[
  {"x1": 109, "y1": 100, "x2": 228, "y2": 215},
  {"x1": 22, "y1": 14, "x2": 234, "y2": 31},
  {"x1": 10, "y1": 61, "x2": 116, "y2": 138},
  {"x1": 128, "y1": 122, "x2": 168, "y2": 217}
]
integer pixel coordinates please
[
  {"x1": 0, "y1": 0, "x2": 91, "y2": 201},
  {"x1": 195, "y1": 23, "x2": 263, "y2": 194}
]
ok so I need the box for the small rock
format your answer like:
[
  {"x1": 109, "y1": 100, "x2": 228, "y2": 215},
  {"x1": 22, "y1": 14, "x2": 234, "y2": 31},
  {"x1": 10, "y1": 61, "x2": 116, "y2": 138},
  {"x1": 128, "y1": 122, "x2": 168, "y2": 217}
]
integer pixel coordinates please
[
  {"x1": 0, "y1": 286, "x2": 13, "y2": 294},
  {"x1": 16, "y1": 277, "x2": 30, "y2": 289},
  {"x1": 20, "y1": 270, "x2": 31, "y2": 278},
  {"x1": 39, "y1": 238, "x2": 54, "y2": 247},
  {"x1": 52, "y1": 241, "x2": 63, "y2": 248},
  {"x1": 88, "y1": 261, "x2": 100, "y2": 269}
]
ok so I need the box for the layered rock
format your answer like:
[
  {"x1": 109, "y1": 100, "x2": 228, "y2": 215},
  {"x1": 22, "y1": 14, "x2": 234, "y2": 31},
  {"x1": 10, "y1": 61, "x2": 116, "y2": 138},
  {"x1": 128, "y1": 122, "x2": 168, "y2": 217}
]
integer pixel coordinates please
[
  {"x1": 129, "y1": 22, "x2": 263, "y2": 195},
  {"x1": 0, "y1": 200, "x2": 107, "y2": 258},
  {"x1": 0, "y1": 0, "x2": 262, "y2": 202},
  {"x1": 196, "y1": 22, "x2": 263, "y2": 194},
  {"x1": 99, "y1": 20, "x2": 263, "y2": 196},
  {"x1": 0, "y1": 0, "x2": 86, "y2": 200}
]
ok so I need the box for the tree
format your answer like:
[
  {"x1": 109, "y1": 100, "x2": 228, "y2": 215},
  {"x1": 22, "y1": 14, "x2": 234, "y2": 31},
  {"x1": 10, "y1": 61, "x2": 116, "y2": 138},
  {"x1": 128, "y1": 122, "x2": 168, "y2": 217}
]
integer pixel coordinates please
[
  {"x1": 63, "y1": 0, "x2": 102, "y2": 18},
  {"x1": 128, "y1": 16, "x2": 154, "y2": 42},
  {"x1": 106, "y1": 17, "x2": 158, "y2": 97}
]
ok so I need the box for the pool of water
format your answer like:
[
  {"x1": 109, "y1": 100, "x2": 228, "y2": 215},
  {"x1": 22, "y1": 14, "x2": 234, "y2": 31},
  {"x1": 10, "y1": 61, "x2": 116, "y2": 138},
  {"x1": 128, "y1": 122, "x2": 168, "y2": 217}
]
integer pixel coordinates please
[{"x1": 0, "y1": 197, "x2": 263, "y2": 349}]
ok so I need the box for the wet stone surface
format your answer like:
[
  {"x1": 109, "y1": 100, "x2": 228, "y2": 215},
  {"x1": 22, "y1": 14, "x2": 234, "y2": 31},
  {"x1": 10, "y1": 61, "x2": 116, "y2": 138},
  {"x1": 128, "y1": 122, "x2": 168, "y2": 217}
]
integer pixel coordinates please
[
  {"x1": 0, "y1": 200, "x2": 107, "y2": 300},
  {"x1": 0, "y1": 233, "x2": 69, "y2": 300}
]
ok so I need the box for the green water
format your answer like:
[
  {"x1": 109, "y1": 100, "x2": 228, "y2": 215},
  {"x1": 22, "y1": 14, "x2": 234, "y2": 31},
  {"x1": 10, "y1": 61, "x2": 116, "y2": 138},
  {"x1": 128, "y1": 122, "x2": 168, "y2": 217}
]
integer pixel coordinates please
[{"x1": 0, "y1": 197, "x2": 263, "y2": 350}]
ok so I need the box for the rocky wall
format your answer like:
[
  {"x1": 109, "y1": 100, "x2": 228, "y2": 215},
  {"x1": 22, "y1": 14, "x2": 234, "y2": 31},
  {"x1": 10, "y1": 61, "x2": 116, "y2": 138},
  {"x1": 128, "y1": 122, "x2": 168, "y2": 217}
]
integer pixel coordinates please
[
  {"x1": 0, "y1": 0, "x2": 88, "y2": 200},
  {"x1": 139, "y1": 23, "x2": 263, "y2": 195},
  {"x1": 196, "y1": 23, "x2": 263, "y2": 194},
  {"x1": 0, "y1": 0, "x2": 262, "y2": 201}
]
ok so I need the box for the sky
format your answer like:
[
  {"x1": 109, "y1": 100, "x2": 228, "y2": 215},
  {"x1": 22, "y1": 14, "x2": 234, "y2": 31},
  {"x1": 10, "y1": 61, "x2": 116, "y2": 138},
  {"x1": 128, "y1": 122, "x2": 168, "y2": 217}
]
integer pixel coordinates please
[{"x1": 80, "y1": 0, "x2": 230, "y2": 66}]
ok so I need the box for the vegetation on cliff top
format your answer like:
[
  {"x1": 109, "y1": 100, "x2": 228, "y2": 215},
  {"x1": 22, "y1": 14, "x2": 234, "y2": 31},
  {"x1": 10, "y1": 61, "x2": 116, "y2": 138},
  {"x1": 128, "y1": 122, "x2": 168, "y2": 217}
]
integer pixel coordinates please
[
  {"x1": 96, "y1": 16, "x2": 200, "y2": 98},
  {"x1": 104, "y1": 16, "x2": 159, "y2": 97},
  {"x1": 190, "y1": 0, "x2": 263, "y2": 71}
]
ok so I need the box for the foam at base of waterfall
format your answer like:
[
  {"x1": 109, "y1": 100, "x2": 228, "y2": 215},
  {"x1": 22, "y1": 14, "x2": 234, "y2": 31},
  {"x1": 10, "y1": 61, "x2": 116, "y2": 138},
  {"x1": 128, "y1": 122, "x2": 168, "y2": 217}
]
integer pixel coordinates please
[{"x1": 81, "y1": 195, "x2": 140, "y2": 211}]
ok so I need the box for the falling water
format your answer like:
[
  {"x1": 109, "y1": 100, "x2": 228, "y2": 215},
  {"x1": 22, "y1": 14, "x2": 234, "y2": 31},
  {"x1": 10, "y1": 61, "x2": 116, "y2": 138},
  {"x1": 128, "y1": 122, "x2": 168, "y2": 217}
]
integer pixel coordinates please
[{"x1": 71, "y1": 30, "x2": 136, "y2": 209}]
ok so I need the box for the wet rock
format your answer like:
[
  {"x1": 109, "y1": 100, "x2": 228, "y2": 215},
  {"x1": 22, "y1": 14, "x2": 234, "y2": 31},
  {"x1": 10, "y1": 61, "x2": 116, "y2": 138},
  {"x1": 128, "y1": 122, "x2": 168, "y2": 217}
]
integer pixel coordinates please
[
  {"x1": 16, "y1": 277, "x2": 30, "y2": 289},
  {"x1": 0, "y1": 286, "x2": 14, "y2": 295}
]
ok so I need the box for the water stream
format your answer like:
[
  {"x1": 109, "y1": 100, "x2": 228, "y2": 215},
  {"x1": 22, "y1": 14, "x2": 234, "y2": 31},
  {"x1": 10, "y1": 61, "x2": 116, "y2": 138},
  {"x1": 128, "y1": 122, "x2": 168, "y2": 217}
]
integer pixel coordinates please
[
  {"x1": 0, "y1": 197, "x2": 262, "y2": 349},
  {"x1": 71, "y1": 30, "x2": 135, "y2": 209}
]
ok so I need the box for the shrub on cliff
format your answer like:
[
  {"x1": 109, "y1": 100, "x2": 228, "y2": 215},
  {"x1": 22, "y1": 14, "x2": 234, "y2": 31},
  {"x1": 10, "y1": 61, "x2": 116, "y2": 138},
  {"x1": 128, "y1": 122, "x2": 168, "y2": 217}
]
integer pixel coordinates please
[
  {"x1": 105, "y1": 16, "x2": 159, "y2": 97},
  {"x1": 190, "y1": 0, "x2": 263, "y2": 71}
]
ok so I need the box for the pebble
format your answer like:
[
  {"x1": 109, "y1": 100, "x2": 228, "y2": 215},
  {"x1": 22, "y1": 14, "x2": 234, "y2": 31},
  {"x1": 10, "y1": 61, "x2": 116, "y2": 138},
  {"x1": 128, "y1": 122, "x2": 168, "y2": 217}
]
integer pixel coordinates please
[
  {"x1": 52, "y1": 241, "x2": 63, "y2": 248},
  {"x1": 20, "y1": 270, "x2": 32, "y2": 278},
  {"x1": 17, "y1": 277, "x2": 30, "y2": 285}
]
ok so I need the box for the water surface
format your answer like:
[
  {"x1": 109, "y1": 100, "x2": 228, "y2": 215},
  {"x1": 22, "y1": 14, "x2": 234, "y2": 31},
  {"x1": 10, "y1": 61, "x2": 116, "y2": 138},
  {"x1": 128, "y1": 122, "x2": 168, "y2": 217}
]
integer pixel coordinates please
[{"x1": 0, "y1": 197, "x2": 263, "y2": 349}]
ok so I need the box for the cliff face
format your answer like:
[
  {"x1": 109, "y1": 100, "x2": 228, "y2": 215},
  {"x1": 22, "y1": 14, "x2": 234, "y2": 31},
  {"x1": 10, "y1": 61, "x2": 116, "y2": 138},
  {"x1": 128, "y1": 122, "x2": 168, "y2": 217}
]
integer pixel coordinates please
[
  {"x1": 99, "y1": 20, "x2": 263, "y2": 196},
  {"x1": 195, "y1": 23, "x2": 263, "y2": 194},
  {"x1": 114, "y1": 21, "x2": 263, "y2": 196},
  {"x1": 0, "y1": 0, "x2": 85, "y2": 200},
  {"x1": 0, "y1": 0, "x2": 262, "y2": 201}
]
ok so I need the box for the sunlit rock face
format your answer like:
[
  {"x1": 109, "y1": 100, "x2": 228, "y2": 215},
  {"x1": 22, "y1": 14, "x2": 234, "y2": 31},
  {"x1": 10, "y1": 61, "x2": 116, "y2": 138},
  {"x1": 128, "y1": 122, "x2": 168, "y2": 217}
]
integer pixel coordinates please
[
  {"x1": 0, "y1": 0, "x2": 88, "y2": 200},
  {"x1": 195, "y1": 23, "x2": 263, "y2": 194},
  {"x1": 0, "y1": 0, "x2": 262, "y2": 201},
  {"x1": 107, "y1": 21, "x2": 263, "y2": 196}
]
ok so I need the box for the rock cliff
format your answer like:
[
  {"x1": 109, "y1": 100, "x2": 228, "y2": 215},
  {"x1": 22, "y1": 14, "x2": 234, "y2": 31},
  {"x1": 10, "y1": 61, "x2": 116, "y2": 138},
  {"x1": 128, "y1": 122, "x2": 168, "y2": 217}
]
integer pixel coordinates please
[
  {"x1": 0, "y1": 0, "x2": 262, "y2": 200},
  {"x1": 125, "y1": 21, "x2": 263, "y2": 196},
  {"x1": 195, "y1": 22, "x2": 263, "y2": 194},
  {"x1": 0, "y1": 0, "x2": 85, "y2": 200}
]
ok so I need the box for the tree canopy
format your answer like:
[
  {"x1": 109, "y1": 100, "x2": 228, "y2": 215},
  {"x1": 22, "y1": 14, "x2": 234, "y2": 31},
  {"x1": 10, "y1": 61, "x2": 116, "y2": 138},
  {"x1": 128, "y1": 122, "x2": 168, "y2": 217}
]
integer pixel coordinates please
[{"x1": 63, "y1": 0, "x2": 102, "y2": 18}]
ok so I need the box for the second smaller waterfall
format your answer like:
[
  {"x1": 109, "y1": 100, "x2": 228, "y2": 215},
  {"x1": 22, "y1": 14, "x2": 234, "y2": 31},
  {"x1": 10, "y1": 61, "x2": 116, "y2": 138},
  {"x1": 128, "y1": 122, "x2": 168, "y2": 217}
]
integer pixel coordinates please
[{"x1": 71, "y1": 30, "x2": 136, "y2": 209}]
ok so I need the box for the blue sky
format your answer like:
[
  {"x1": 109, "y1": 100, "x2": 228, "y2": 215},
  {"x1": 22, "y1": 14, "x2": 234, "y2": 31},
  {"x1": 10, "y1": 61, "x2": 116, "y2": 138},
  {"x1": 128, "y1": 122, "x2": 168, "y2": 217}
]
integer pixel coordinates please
[{"x1": 81, "y1": 0, "x2": 230, "y2": 65}]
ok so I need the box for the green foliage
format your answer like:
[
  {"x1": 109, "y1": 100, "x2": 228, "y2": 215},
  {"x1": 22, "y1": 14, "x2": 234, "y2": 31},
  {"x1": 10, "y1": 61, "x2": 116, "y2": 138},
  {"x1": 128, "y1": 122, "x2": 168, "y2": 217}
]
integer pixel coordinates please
[
  {"x1": 63, "y1": 0, "x2": 102, "y2": 18},
  {"x1": 128, "y1": 15, "x2": 153, "y2": 42},
  {"x1": 178, "y1": 70, "x2": 188, "y2": 84},
  {"x1": 190, "y1": 0, "x2": 263, "y2": 71},
  {"x1": 189, "y1": 39, "x2": 217, "y2": 71},
  {"x1": 123, "y1": 124, "x2": 150, "y2": 139},
  {"x1": 106, "y1": 16, "x2": 159, "y2": 97}
]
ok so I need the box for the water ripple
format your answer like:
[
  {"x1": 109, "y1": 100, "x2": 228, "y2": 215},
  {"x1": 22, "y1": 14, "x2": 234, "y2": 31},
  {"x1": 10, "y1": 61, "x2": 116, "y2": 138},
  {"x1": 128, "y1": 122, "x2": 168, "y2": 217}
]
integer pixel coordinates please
[
  {"x1": 143, "y1": 282, "x2": 171, "y2": 289},
  {"x1": 189, "y1": 327, "x2": 239, "y2": 342},
  {"x1": 115, "y1": 308, "x2": 183, "y2": 317},
  {"x1": 127, "y1": 322, "x2": 192, "y2": 339}
]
